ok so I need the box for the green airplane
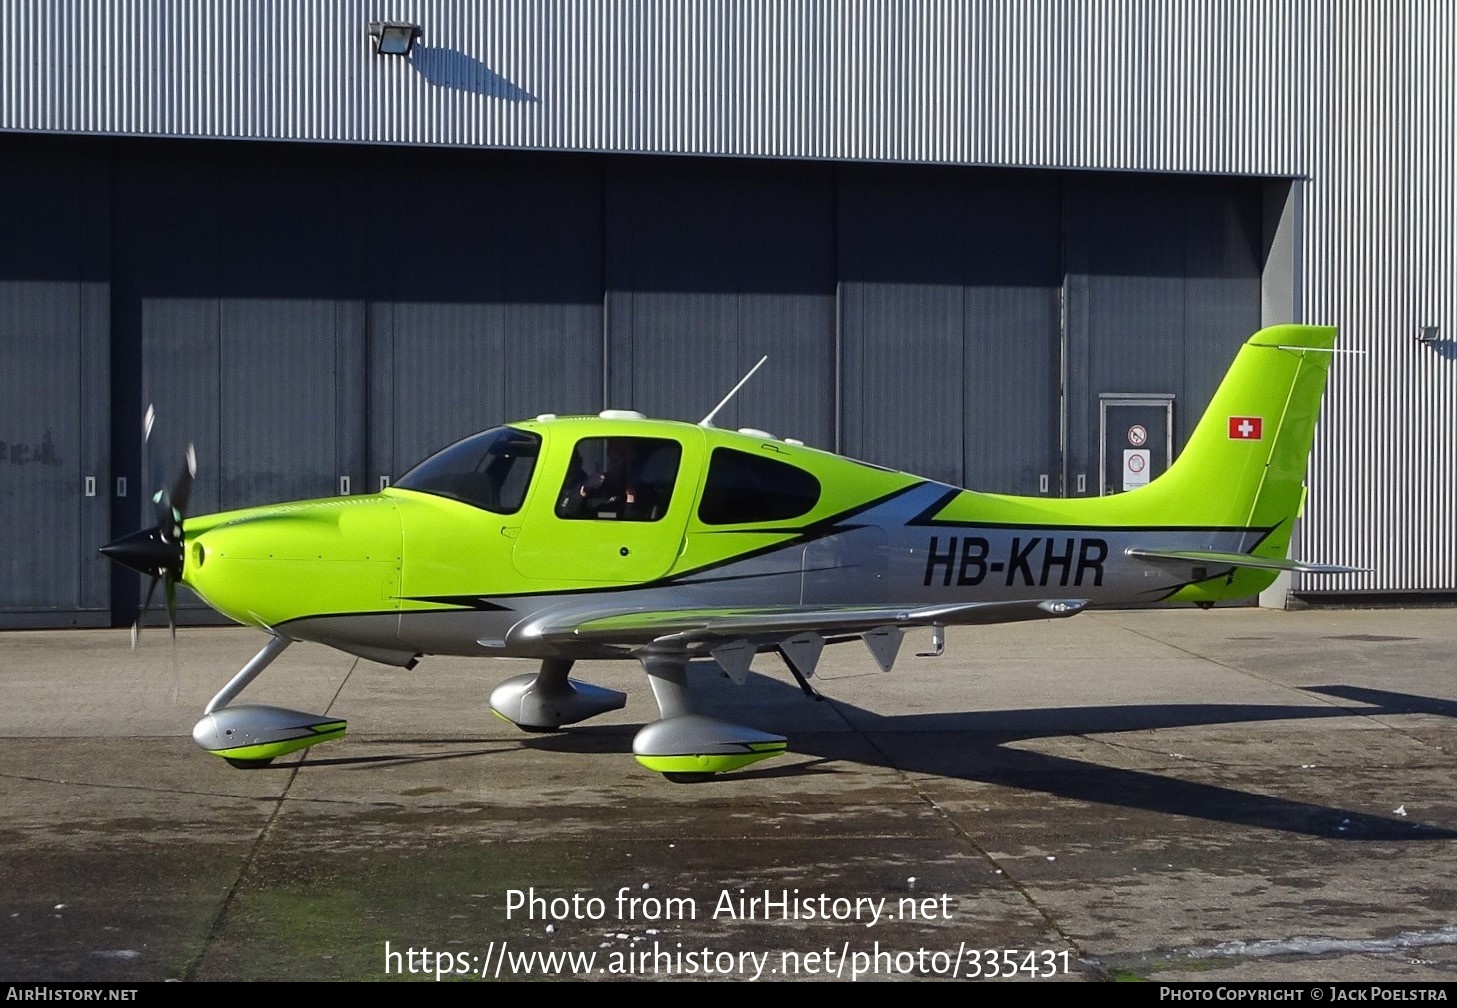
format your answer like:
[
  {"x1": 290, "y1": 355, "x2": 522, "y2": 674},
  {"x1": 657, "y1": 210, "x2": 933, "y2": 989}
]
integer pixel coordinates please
[{"x1": 101, "y1": 323, "x2": 1355, "y2": 781}]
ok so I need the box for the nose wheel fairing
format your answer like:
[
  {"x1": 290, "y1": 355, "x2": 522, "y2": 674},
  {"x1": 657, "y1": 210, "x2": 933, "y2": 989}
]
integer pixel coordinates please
[
  {"x1": 192, "y1": 634, "x2": 347, "y2": 767},
  {"x1": 193, "y1": 703, "x2": 347, "y2": 764}
]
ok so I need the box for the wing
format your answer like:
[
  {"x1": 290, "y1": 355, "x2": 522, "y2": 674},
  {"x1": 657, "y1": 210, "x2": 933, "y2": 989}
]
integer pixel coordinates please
[{"x1": 516, "y1": 598, "x2": 1088, "y2": 684}]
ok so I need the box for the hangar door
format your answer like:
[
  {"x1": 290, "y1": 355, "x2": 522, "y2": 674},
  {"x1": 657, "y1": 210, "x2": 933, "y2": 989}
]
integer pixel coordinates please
[
  {"x1": 108, "y1": 142, "x2": 368, "y2": 625},
  {"x1": 601, "y1": 158, "x2": 838, "y2": 448},
  {"x1": 840, "y1": 166, "x2": 1063, "y2": 492},
  {"x1": 839, "y1": 168, "x2": 1265, "y2": 496},
  {"x1": 1063, "y1": 174, "x2": 1263, "y2": 499},
  {"x1": 367, "y1": 151, "x2": 604, "y2": 486},
  {"x1": 0, "y1": 139, "x2": 111, "y2": 626}
]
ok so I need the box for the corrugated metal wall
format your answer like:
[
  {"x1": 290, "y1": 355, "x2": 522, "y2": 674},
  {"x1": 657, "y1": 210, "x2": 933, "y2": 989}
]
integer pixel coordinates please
[
  {"x1": 0, "y1": 0, "x2": 1452, "y2": 595},
  {"x1": 0, "y1": 0, "x2": 1311, "y2": 173},
  {"x1": 1299, "y1": 2, "x2": 1456, "y2": 596}
]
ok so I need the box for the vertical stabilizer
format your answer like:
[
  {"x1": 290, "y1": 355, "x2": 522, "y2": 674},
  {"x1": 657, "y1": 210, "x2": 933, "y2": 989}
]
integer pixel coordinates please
[{"x1": 1142, "y1": 324, "x2": 1336, "y2": 551}]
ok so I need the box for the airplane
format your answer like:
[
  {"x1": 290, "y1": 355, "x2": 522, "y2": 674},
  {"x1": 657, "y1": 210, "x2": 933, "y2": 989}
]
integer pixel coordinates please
[{"x1": 100, "y1": 323, "x2": 1358, "y2": 782}]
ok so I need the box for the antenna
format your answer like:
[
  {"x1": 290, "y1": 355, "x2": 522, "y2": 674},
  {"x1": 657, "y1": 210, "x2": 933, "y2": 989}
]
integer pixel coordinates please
[{"x1": 698, "y1": 355, "x2": 767, "y2": 427}]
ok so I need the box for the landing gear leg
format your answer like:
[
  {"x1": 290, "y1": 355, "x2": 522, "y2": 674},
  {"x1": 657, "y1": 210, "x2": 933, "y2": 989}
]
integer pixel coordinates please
[
  {"x1": 204, "y1": 633, "x2": 291, "y2": 714},
  {"x1": 632, "y1": 651, "x2": 786, "y2": 782}
]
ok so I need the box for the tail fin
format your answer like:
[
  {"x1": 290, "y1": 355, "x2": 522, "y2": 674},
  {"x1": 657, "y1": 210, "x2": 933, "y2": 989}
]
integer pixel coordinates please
[
  {"x1": 1138, "y1": 323, "x2": 1335, "y2": 542},
  {"x1": 1115, "y1": 323, "x2": 1352, "y2": 599},
  {"x1": 943, "y1": 324, "x2": 1350, "y2": 599}
]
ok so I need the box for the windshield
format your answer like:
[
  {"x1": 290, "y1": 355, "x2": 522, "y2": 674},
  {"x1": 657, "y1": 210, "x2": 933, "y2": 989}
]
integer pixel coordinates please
[{"x1": 395, "y1": 427, "x2": 541, "y2": 513}]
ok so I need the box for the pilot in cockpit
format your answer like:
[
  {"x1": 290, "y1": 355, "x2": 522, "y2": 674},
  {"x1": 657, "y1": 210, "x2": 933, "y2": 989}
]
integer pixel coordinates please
[{"x1": 557, "y1": 438, "x2": 659, "y2": 520}]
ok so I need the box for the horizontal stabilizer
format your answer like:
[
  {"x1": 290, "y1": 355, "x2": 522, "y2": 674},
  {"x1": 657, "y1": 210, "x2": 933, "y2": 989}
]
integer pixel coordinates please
[{"x1": 1125, "y1": 547, "x2": 1366, "y2": 575}]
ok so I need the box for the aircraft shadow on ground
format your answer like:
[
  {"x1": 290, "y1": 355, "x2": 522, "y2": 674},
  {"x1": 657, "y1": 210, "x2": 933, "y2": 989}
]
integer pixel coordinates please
[
  {"x1": 513, "y1": 674, "x2": 1457, "y2": 842},
  {"x1": 286, "y1": 670, "x2": 1457, "y2": 840}
]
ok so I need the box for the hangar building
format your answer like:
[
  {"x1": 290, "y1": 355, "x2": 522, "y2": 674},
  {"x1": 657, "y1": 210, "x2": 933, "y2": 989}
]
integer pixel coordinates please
[{"x1": 0, "y1": 1, "x2": 1451, "y2": 627}]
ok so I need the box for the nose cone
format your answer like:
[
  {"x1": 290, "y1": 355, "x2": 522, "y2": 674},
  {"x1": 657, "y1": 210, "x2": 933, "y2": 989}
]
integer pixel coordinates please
[{"x1": 100, "y1": 526, "x2": 181, "y2": 578}]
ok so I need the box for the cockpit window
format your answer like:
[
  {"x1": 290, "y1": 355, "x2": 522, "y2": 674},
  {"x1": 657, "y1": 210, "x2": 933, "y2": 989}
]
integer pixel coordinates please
[
  {"x1": 698, "y1": 448, "x2": 821, "y2": 525},
  {"x1": 555, "y1": 436, "x2": 681, "y2": 522},
  {"x1": 395, "y1": 427, "x2": 541, "y2": 514}
]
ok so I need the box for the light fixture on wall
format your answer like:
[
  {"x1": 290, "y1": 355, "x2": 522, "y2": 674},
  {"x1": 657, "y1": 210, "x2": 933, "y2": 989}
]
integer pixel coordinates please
[
  {"x1": 368, "y1": 20, "x2": 422, "y2": 56},
  {"x1": 1418, "y1": 325, "x2": 1439, "y2": 344}
]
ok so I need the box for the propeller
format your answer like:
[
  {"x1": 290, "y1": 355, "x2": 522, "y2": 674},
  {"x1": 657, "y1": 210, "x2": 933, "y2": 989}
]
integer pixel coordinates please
[{"x1": 99, "y1": 406, "x2": 196, "y2": 647}]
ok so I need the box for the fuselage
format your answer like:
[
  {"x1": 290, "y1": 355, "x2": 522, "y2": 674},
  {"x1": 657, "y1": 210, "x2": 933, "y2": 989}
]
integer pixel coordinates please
[{"x1": 179, "y1": 413, "x2": 1278, "y2": 665}]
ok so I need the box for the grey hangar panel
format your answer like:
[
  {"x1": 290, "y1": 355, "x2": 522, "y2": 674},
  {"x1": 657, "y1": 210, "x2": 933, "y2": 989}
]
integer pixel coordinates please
[{"x1": 0, "y1": 135, "x2": 1267, "y2": 625}]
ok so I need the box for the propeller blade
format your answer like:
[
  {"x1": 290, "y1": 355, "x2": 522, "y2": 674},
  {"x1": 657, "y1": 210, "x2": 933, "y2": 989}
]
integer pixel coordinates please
[
  {"x1": 144, "y1": 403, "x2": 161, "y2": 519},
  {"x1": 171, "y1": 443, "x2": 197, "y2": 521},
  {"x1": 152, "y1": 444, "x2": 197, "y2": 541},
  {"x1": 102, "y1": 408, "x2": 196, "y2": 648},
  {"x1": 164, "y1": 576, "x2": 177, "y2": 640},
  {"x1": 132, "y1": 574, "x2": 160, "y2": 650},
  {"x1": 152, "y1": 487, "x2": 172, "y2": 537}
]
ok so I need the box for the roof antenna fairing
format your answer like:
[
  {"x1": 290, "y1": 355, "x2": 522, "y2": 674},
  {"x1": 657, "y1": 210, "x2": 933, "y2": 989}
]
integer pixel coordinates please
[{"x1": 698, "y1": 356, "x2": 767, "y2": 428}]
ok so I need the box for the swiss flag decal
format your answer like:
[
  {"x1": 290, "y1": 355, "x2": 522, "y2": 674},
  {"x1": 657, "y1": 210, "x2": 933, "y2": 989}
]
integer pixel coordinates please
[{"x1": 1228, "y1": 416, "x2": 1263, "y2": 440}]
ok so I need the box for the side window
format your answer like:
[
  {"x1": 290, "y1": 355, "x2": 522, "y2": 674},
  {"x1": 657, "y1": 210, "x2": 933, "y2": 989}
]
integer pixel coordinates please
[
  {"x1": 698, "y1": 448, "x2": 821, "y2": 525},
  {"x1": 555, "y1": 436, "x2": 682, "y2": 522}
]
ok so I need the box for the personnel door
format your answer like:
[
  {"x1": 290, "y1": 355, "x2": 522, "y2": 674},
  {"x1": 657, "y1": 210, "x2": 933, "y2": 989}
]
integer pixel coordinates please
[
  {"x1": 513, "y1": 431, "x2": 700, "y2": 584},
  {"x1": 1098, "y1": 395, "x2": 1175, "y2": 495}
]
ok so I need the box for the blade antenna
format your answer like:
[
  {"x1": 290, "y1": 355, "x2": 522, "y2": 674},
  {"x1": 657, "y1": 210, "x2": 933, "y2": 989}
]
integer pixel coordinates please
[{"x1": 698, "y1": 356, "x2": 767, "y2": 428}]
